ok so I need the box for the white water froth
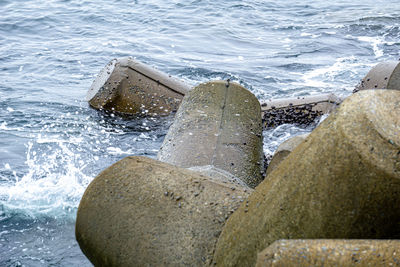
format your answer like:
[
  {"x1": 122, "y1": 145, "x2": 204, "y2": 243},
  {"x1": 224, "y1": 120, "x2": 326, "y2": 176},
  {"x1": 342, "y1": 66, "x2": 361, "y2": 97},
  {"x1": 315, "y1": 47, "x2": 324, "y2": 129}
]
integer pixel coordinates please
[
  {"x1": 0, "y1": 121, "x2": 24, "y2": 132},
  {"x1": 293, "y1": 56, "x2": 374, "y2": 94},
  {"x1": 0, "y1": 139, "x2": 92, "y2": 219},
  {"x1": 357, "y1": 36, "x2": 385, "y2": 58}
]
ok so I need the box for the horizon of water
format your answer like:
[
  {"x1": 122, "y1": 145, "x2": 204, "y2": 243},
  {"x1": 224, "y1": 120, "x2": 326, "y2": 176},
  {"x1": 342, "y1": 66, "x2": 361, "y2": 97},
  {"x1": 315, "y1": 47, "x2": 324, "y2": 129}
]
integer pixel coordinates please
[{"x1": 1, "y1": 0, "x2": 399, "y2": 265}]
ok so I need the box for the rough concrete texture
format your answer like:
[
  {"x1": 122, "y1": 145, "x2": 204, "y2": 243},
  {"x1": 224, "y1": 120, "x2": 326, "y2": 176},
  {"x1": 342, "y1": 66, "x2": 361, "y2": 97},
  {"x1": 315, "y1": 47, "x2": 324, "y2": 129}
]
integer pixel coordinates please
[
  {"x1": 187, "y1": 165, "x2": 249, "y2": 188},
  {"x1": 354, "y1": 61, "x2": 400, "y2": 92},
  {"x1": 266, "y1": 133, "x2": 309, "y2": 176},
  {"x1": 86, "y1": 57, "x2": 190, "y2": 115},
  {"x1": 213, "y1": 89, "x2": 400, "y2": 267},
  {"x1": 256, "y1": 239, "x2": 400, "y2": 267},
  {"x1": 261, "y1": 93, "x2": 342, "y2": 112},
  {"x1": 261, "y1": 93, "x2": 342, "y2": 128},
  {"x1": 76, "y1": 156, "x2": 251, "y2": 267},
  {"x1": 157, "y1": 80, "x2": 264, "y2": 188}
]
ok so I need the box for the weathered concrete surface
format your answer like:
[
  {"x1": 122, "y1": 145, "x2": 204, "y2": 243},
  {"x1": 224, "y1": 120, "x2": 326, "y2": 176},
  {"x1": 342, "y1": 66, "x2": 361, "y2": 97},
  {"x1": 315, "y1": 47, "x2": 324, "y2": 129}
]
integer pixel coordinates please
[
  {"x1": 86, "y1": 57, "x2": 190, "y2": 115},
  {"x1": 354, "y1": 61, "x2": 400, "y2": 92},
  {"x1": 266, "y1": 133, "x2": 309, "y2": 176},
  {"x1": 261, "y1": 93, "x2": 342, "y2": 128},
  {"x1": 158, "y1": 81, "x2": 264, "y2": 188},
  {"x1": 214, "y1": 90, "x2": 400, "y2": 267},
  {"x1": 256, "y1": 239, "x2": 400, "y2": 267},
  {"x1": 76, "y1": 156, "x2": 251, "y2": 267},
  {"x1": 87, "y1": 57, "x2": 344, "y2": 125}
]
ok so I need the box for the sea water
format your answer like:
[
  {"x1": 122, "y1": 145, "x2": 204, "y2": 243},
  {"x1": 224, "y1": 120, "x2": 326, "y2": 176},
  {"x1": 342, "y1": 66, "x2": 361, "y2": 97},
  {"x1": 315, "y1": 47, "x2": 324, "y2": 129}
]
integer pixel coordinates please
[{"x1": 0, "y1": 0, "x2": 399, "y2": 265}]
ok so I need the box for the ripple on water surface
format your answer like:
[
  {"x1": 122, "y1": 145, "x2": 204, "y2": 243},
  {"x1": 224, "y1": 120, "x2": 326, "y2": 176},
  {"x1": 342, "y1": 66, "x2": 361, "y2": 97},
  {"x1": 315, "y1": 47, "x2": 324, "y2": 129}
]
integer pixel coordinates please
[{"x1": 0, "y1": 0, "x2": 400, "y2": 265}]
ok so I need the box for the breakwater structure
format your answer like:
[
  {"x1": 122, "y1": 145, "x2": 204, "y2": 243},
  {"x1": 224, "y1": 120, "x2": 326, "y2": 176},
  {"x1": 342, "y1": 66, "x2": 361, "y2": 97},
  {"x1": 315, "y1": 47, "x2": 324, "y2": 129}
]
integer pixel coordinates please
[
  {"x1": 76, "y1": 80, "x2": 262, "y2": 266},
  {"x1": 86, "y1": 57, "x2": 190, "y2": 116},
  {"x1": 77, "y1": 58, "x2": 400, "y2": 266},
  {"x1": 86, "y1": 57, "x2": 343, "y2": 124}
]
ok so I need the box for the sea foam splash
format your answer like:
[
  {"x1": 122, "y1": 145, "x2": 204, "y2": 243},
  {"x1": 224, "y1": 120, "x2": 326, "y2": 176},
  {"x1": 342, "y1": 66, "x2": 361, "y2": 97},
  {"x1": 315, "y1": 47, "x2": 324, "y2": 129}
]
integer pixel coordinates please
[
  {"x1": 0, "y1": 136, "x2": 92, "y2": 219},
  {"x1": 0, "y1": 107, "x2": 169, "y2": 220}
]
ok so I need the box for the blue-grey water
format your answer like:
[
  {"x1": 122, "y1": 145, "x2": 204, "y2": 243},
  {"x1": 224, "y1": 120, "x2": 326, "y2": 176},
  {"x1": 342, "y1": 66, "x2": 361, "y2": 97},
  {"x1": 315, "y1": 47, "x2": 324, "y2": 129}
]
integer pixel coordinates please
[{"x1": 0, "y1": 0, "x2": 399, "y2": 265}]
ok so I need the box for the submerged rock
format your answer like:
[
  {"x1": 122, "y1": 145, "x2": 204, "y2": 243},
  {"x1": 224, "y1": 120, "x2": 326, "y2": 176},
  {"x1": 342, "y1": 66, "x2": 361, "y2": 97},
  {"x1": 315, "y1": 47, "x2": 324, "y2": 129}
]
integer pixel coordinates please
[
  {"x1": 76, "y1": 156, "x2": 251, "y2": 266},
  {"x1": 256, "y1": 239, "x2": 400, "y2": 267},
  {"x1": 214, "y1": 90, "x2": 400, "y2": 266},
  {"x1": 86, "y1": 57, "x2": 190, "y2": 115},
  {"x1": 158, "y1": 81, "x2": 264, "y2": 188}
]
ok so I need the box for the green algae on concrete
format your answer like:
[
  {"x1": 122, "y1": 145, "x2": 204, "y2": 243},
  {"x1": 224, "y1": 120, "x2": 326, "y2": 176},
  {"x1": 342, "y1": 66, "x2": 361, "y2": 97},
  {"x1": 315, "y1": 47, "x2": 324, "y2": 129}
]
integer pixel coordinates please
[
  {"x1": 256, "y1": 239, "x2": 400, "y2": 267},
  {"x1": 76, "y1": 156, "x2": 251, "y2": 266},
  {"x1": 214, "y1": 89, "x2": 400, "y2": 267},
  {"x1": 157, "y1": 80, "x2": 264, "y2": 188}
]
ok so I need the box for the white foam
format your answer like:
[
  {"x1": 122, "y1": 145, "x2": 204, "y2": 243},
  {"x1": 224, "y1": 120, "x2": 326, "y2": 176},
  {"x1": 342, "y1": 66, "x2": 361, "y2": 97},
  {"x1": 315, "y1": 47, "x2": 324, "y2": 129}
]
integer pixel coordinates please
[
  {"x1": 0, "y1": 121, "x2": 25, "y2": 132},
  {"x1": 106, "y1": 146, "x2": 134, "y2": 155},
  {"x1": 357, "y1": 36, "x2": 384, "y2": 58},
  {"x1": 290, "y1": 56, "x2": 373, "y2": 93},
  {"x1": 263, "y1": 124, "x2": 313, "y2": 161},
  {"x1": 0, "y1": 122, "x2": 7, "y2": 130},
  {"x1": 0, "y1": 140, "x2": 93, "y2": 219},
  {"x1": 281, "y1": 38, "x2": 293, "y2": 43}
]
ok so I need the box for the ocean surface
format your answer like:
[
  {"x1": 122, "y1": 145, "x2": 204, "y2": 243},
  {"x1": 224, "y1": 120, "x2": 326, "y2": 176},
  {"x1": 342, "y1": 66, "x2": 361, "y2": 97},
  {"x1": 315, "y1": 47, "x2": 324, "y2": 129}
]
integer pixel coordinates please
[{"x1": 0, "y1": 0, "x2": 399, "y2": 265}]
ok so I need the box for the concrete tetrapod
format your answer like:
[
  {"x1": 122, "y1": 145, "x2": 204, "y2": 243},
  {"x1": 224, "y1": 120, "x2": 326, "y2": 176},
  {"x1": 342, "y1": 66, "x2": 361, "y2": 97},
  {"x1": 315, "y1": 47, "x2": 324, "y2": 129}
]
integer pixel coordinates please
[
  {"x1": 86, "y1": 57, "x2": 190, "y2": 115},
  {"x1": 256, "y1": 239, "x2": 400, "y2": 266},
  {"x1": 261, "y1": 93, "x2": 342, "y2": 129},
  {"x1": 76, "y1": 156, "x2": 251, "y2": 266},
  {"x1": 265, "y1": 133, "x2": 309, "y2": 176},
  {"x1": 354, "y1": 60, "x2": 400, "y2": 92},
  {"x1": 87, "y1": 58, "x2": 343, "y2": 124},
  {"x1": 213, "y1": 89, "x2": 400, "y2": 266},
  {"x1": 157, "y1": 81, "x2": 264, "y2": 188}
]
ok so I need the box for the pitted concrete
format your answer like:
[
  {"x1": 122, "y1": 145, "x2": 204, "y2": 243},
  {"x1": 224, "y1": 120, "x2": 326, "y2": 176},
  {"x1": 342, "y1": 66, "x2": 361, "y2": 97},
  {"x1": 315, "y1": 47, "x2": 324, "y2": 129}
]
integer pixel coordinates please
[
  {"x1": 87, "y1": 57, "x2": 190, "y2": 115},
  {"x1": 214, "y1": 90, "x2": 400, "y2": 266},
  {"x1": 157, "y1": 81, "x2": 264, "y2": 188}
]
